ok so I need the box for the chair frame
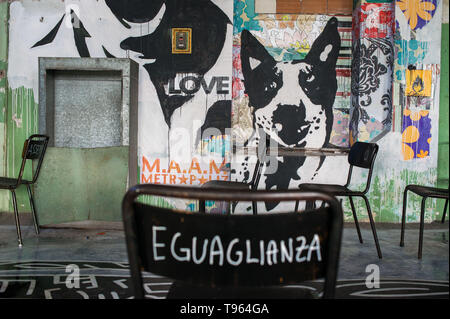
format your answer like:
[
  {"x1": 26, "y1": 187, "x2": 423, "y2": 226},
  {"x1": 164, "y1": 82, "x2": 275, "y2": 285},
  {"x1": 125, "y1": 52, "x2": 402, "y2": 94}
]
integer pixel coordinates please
[
  {"x1": 0, "y1": 134, "x2": 49, "y2": 246},
  {"x1": 296, "y1": 142, "x2": 382, "y2": 259},
  {"x1": 200, "y1": 137, "x2": 267, "y2": 215},
  {"x1": 400, "y1": 185, "x2": 449, "y2": 259},
  {"x1": 122, "y1": 184, "x2": 343, "y2": 299}
]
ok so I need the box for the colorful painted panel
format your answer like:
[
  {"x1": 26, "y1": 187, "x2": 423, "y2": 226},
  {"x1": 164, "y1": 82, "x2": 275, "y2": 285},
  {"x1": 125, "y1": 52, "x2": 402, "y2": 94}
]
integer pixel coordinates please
[
  {"x1": 354, "y1": 2, "x2": 395, "y2": 39},
  {"x1": 396, "y1": 0, "x2": 438, "y2": 31},
  {"x1": 405, "y1": 69, "x2": 432, "y2": 97},
  {"x1": 401, "y1": 109, "x2": 431, "y2": 160},
  {"x1": 394, "y1": 39, "x2": 430, "y2": 82},
  {"x1": 350, "y1": 0, "x2": 395, "y2": 143},
  {"x1": 350, "y1": 37, "x2": 394, "y2": 142}
]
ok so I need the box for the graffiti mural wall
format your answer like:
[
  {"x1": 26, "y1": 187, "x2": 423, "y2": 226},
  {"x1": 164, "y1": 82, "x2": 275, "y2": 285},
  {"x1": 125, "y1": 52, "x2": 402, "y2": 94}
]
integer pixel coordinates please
[
  {"x1": 231, "y1": 1, "x2": 353, "y2": 212},
  {"x1": 7, "y1": 0, "x2": 233, "y2": 211},
  {"x1": 349, "y1": 0, "x2": 443, "y2": 223},
  {"x1": 2, "y1": 0, "x2": 446, "y2": 222}
]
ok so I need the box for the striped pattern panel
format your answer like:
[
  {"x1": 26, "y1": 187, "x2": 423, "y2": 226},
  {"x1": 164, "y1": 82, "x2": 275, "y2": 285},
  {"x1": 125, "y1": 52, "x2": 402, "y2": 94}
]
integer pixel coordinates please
[{"x1": 255, "y1": 0, "x2": 353, "y2": 15}]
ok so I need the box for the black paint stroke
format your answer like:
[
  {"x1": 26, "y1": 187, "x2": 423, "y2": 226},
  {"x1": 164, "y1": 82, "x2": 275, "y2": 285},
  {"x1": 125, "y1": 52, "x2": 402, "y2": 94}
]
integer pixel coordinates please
[
  {"x1": 71, "y1": 10, "x2": 91, "y2": 57},
  {"x1": 109, "y1": 0, "x2": 232, "y2": 127},
  {"x1": 240, "y1": 17, "x2": 341, "y2": 210},
  {"x1": 31, "y1": 14, "x2": 65, "y2": 48},
  {"x1": 102, "y1": 46, "x2": 116, "y2": 58},
  {"x1": 105, "y1": 0, "x2": 166, "y2": 28},
  {"x1": 195, "y1": 100, "x2": 231, "y2": 147}
]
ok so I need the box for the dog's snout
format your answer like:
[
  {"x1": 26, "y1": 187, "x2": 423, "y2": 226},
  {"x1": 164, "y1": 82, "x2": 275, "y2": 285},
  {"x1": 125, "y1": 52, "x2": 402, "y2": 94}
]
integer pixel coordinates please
[{"x1": 272, "y1": 103, "x2": 312, "y2": 146}]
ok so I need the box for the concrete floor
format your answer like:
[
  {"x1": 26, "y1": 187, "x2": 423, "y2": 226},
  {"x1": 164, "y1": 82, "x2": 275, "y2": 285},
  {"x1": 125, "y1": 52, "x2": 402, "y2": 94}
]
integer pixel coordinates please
[
  {"x1": 0, "y1": 221, "x2": 448, "y2": 280},
  {"x1": 0, "y1": 221, "x2": 448, "y2": 298}
]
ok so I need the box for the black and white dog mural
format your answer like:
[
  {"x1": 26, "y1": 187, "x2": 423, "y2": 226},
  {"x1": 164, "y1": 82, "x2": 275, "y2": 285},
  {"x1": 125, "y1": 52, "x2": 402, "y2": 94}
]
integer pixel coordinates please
[{"x1": 235, "y1": 17, "x2": 341, "y2": 211}]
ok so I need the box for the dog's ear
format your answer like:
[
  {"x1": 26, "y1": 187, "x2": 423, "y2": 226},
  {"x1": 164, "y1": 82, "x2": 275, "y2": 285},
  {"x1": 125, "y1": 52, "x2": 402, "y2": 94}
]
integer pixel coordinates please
[
  {"x1": 241, "y1": 29, "x2": 275, "y2": 72},
  {"x1": 304, "y1": 17, "x2": 340, "y2": 70},
  {"x1": 240, "y1": 30, "x2": 281, "y2": 109},
  {"x1": 295, "y1": 17, "x2": 340, "y2": 109}
]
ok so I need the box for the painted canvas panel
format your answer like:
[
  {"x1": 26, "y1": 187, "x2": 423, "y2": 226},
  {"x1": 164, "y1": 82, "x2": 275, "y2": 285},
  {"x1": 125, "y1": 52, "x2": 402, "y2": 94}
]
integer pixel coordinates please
[
  {"x1": 354, "y1": 2, "x2": 395, "y2": 39},
  {"x1": 350, "y1": 37, "x2": 394, "y2": 142},
  {"x1": 396, "y1": 0, "x2": 438, "y2": 31},
  {"x1": 401, "y1": 109, "x2": 431, "y2": 160},
  {"x1": 405, "y1": 69, "x2": 432, "y2": 97}
]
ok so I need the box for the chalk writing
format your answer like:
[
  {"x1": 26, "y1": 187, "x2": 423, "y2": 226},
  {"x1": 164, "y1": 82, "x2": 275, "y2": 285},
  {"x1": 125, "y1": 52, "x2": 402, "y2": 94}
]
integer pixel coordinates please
[{"x1": 152, "y1": 226, "x2": 322, "y2": 267}]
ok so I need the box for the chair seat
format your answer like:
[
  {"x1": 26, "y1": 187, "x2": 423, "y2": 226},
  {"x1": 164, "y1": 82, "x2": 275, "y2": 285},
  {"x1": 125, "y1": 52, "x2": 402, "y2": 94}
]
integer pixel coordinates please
[
  {"x1": 0, "y1": 177, "x2": 30, "y2": 189},
  {"x1": 202, "y1": 180, "x2": 251, "y2": 191},
  {"x1": 167, "y1": 281, "x2": 320, "y2": 299},
  {"x1": 406, "y1": 185, "x2": 449, "y2": 199},
  {"x1": 299, "y1": 183, "x2": 354, "y2": 195}
]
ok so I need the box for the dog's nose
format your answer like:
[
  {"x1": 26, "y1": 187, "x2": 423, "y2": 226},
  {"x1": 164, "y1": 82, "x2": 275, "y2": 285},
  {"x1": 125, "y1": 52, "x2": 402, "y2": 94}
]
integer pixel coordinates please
[{"x1": 272, "y1": 104, "x2": 310, "y2": 146}]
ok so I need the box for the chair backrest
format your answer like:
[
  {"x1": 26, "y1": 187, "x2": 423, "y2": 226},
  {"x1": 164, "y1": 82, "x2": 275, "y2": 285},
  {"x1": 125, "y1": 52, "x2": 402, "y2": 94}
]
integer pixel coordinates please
[
  {"x1": 17, "y1": 135, "x2": 50, "y2": 184},
  {"x1": 345, "y1": 142, "x2": 379, "y2": 193},
  {"x1": 122, "y1": 184, "x2": 343, "y2": 299}
]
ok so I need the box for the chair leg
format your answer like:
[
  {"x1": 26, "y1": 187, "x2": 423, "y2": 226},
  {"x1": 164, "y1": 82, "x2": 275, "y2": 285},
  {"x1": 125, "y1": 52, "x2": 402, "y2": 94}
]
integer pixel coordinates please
[
  {"x1": 349, "y1": 196, "x2": 363, "y2": 244},
  {"x1": 199, "y1": 200, "x2": 206, "y2": 213},
  {"x1": 400, "y1": 188, "x2": 408, "y2": 247},
  {"x1": 11, "y1": 190, "x2": 23, "y2": 247},
  {"x1": 362, "y1": 195, "x2": 382, "y2": 259},
  {"x1": 252, "y1": 201, "x2": 257, "y2": 215},
  {"x1": 418, "y1": 197, "x2": 427, "y2": 259},
  {"x1": 441, "y1": 199, "x2": 448, "y2": 224},
  {"x1": 26, "y1": 184, "x2": 40, "y2": 235},
  {"x1": 294, "y1": 200, "x2": 299, "y2": 213}
]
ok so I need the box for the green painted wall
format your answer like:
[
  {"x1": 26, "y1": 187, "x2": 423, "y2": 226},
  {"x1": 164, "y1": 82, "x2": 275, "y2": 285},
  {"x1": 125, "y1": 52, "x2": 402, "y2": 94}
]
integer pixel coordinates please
[
  {"x1": 0, "y1": 1, "x2": 9, "y2": 211},
  {"x1": 437, "y1": 23, "x2": 449, "y2": 221},
  {"x1": 5, "y1": 86, "x2": 38, "y2": 213},
  {"x1": 1, "y1": 2, "x2": 36, "y2": 214},
  {"x1": 34, "y1": 146, "x2": 129, "y2": 225}
]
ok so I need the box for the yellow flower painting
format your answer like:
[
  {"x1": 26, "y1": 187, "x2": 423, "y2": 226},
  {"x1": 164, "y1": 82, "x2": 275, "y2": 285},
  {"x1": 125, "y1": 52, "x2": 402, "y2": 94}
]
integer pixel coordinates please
[{"x1": 397, "y1": 0, "x2": 437, "y2": 30}]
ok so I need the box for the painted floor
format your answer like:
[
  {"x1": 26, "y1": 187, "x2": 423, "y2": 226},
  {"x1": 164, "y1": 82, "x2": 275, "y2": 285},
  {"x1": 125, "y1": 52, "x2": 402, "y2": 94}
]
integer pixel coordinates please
[{"x1": 0, "y1": 222, "x2": 448, "y2": 299}]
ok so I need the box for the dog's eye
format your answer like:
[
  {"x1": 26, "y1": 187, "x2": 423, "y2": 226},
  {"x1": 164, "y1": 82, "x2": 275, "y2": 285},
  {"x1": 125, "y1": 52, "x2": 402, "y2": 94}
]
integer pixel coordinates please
[{"x1": 306, "y1": 74, "x2": 315, "y2": 82}]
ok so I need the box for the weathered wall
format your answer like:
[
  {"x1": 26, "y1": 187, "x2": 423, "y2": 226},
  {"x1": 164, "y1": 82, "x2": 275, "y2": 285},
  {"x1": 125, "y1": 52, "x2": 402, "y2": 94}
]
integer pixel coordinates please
[
  {"x1": 1, "y1": 0, "x2": 448, "y2": 223},
  {"x1": 0, "y1": 1, "x2": 9, "y2": 211},
  {"x1": 4, "y1": 0, "x2": 233, "y2": 220},
  {"x1": 437, "y1": 0, "x2": 448, "y2": 215},
  {"x1": 230, "y1": 0, "x2": 446, "y2": 222},
  {"x1": 438, "y1": 0, "x2": 449, "y2": 183}
]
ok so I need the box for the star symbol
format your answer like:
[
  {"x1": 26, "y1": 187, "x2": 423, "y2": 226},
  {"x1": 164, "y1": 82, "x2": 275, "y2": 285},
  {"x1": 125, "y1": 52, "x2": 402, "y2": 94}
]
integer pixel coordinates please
[
  {"x1": 178, "y1": 175, "x2": 188, "y2": 184},
  {"x1": 198, "y1": 176, "x2": 208, "y2": 184}
]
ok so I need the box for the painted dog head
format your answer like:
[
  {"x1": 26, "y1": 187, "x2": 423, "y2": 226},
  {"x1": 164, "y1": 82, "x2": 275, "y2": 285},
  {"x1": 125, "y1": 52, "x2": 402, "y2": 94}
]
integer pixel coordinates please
[
  {"x1": 240, "y1": 17, "x2": 340, "y2": 149},
  {"x1": 238, "y1": 17, "x2": 341, "y2": 210}
]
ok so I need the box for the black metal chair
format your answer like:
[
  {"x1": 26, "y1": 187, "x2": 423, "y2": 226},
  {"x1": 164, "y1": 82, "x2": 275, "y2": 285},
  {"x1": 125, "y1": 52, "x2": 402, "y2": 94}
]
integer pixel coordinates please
[
  {"x1": 0, "y1": 134, "x2": 49, "y2": 247},
  {"x1": 122, "y1": 184, "x2": 343, "y2": 299},
  {"x1": 295, "y1": 142, "x2": 382, "y2": 259},
  {"x1": 199, "y1": 142, "x2": 266, "y2": 215},
  {"x1": 400, "y1": 185, "x2": 449, "y2": 259}
]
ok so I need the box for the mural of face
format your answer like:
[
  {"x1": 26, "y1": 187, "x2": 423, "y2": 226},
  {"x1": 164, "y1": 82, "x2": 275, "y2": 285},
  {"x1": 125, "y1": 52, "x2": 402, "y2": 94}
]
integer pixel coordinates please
[{"x1": 238, "y1": 17, "x2": 341, "y2": 210}]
